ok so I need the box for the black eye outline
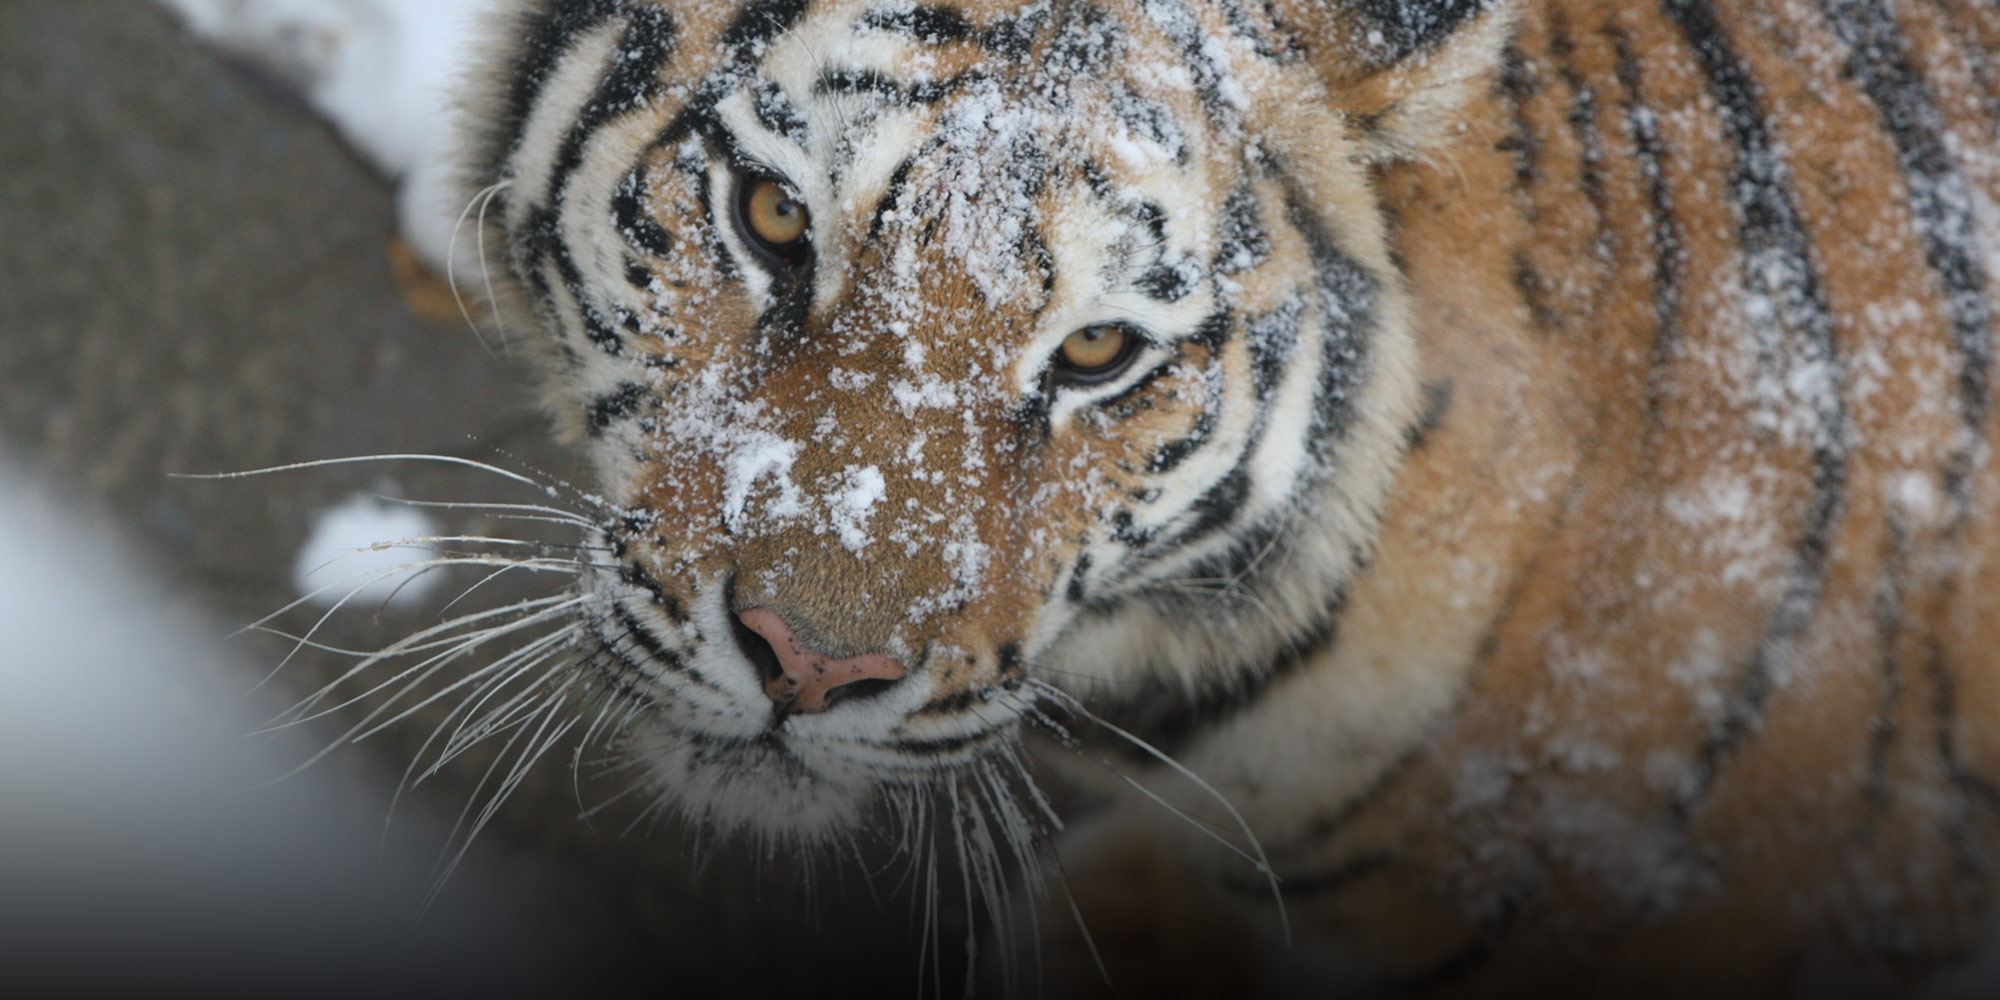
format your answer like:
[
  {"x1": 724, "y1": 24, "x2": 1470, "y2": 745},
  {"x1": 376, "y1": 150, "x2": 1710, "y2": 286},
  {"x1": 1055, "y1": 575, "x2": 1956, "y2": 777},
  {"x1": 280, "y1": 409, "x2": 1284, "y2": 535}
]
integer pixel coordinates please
[
  {"x1": 729, "y1": 168, "x2": 813, "y2": 272},
  {"x1": 1049, "y1": 323, "x2": 1147, "y2": 388}
]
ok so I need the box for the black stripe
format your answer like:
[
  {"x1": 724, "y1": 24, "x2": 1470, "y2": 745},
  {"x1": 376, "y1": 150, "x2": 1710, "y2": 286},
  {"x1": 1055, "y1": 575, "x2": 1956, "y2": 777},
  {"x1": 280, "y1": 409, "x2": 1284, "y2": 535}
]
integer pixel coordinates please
[
  {"x1": 1375, "y1": 903, "x2": 1516, "y2": 996},
  {"x1": 1512, "y1": 251, "x2": 1559, "y2": 334},
  {"x1": 554, "y1": 241, "x2": 627, "y2": 355},
  {"x1": 1222, "y1": 851, "x2": 1391, "y2": 898},
  {"x1": 544, "y1": 6, "x2": 679, "y2": 208},
  {"x1": 1245, "y1": 301, "x2": 1304, "y2": 401},
  {"x1": 1109, "y1": 509, "x2": 1154, "y2": 547},
  {"x1": 585, "y1": 381, "x2": 648, "y2": 436},
  {"x1": 1660, "y1": 0, "x2": 1850, "y2": 824},
  {"x1": 1347, "y1": 0, "x2": 1498, "y2": 64},
  {"x1": 815, "y1": 68, "x2": 925, "y2": 103},
  {"x1": 1403, "y1": 378, "x2": 1455, "y2": 451},
  {"x1": 1136, "y1": 256, "x2": 1199, "y2": 303},
  {"x1": 517, "y1": 207, "x2": 624, "y2": 355},
  {"x1": 996, "y1": 642, "x2": 1025, "y2": 679},
  {"x1": 858, "y1": 3, "x2": 973, "y2": 43},
  {"x1": 1216, "y1": 0, "x2": 1300, "y2": 62},
  {"x1": 1610, "y1": 26, "x2": 1686, "y2": 428},
  {"x1": 1136, "y1": 0, "x2": 1240, "y2": 128},
  {"x1": 1214, "y1": 183, "x2": 1272, "y2": 275},
  {"x1": 867, "y1": 146, "x2": 924, "y2": 240},
  {"x1": 492, "y1": 0, "x2": 626, "y2": 176},
  {"x1": 1495, "y1": 42, "x2": 1542, "y2": 187},
  {"x1": 1142, "y1": 175, "x2": 1380, "y2": 559},
  {"x1": 1281, "y1": 185, "x2": 1380, "y2": 465},
  {"x1": 1110, "y1": 85, "x2": 1191, "y2": 165},
  {"x1": 1139, "y1": 318, "x2": 1231, "y2": 476},
  {"x1": 1147, "y1": 391, "x2": 1221, "y2": 473},
  {"x1": 1049, "y1": 3, "x2": 1126, "y2": 75},
  {"x1": 1824, "y1": 0, "x2": 1993, "y2": 521},
  {"x1": 607, "y1": 601, "x2": 690, "y2": 675},
  {"x1": 1549, "y1": 13, "x2": 1613, "y2": 266},
  {"x1": 1065, "y1": 552, "x2": 1092, "y2": 603},
  {"x1": 750, "y1": 80, "x2": 809, "y2": 145},
  {"x1": 1100, "y1": 357, "x2": 1191, "y2": 419},
  {"x1": 624, "y1": 259, "x2": 653, "y2": 290},
  {"x1": 522, "y1": 8, "x2": 679, "y2": 358},
  {"x1": 722, "y1": 0, "x2": 812, "y2": 57},
  {"x1": 611, "y1": 165, "x2": 675, "y2": 257},
  {"x1": 1095, "y1": 588, "x2": 1344, "y2": 756},
  {"x1": 1172, "y1": 467, "x2": 1252, "y2": 552}
]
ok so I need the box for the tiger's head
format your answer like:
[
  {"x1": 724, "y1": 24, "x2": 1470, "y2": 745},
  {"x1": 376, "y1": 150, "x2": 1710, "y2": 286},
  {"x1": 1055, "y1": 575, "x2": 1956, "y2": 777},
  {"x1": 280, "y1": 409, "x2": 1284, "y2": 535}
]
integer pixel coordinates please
[{"x1": 466, "y1": 0, "x2": 1513, "y2": 837}]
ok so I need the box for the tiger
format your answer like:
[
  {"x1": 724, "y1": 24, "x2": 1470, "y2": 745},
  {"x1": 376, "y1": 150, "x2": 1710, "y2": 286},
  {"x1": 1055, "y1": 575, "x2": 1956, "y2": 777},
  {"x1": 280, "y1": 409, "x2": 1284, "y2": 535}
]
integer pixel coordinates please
[{"x1": 437, "y1": 0, "x2": 2000, "y2": 994}]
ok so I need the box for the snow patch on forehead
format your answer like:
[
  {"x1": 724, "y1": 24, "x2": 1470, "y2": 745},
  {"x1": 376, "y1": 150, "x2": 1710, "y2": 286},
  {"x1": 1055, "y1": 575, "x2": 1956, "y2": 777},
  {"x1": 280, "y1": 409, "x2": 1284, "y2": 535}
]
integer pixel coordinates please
[
  {"x1": 722, "y1": 428, "x2": 803, "y2": 529},
  {"x1": 875, "y1": 80, "x2": 1062, "y2": 313},
  {"x1": 830, "y1": 465, "x2": 887, "y2": 554}
]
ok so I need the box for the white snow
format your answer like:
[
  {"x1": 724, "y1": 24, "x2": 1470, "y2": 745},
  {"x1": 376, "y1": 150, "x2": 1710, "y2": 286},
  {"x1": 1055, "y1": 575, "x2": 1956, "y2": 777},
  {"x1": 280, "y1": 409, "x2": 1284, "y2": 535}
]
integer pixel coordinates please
[
  {"x1": 291, "y1": 492, "x2": 443, "y2": 608},
  {"x1": 829, "y1": 465, "x2": 886, "y2": 553},
  {"x1": 154, "y1": 0, "x2": 486, "y2": 273},
  {"x1": 721, "y1": 430, "x2": 804, "y2": 528}
]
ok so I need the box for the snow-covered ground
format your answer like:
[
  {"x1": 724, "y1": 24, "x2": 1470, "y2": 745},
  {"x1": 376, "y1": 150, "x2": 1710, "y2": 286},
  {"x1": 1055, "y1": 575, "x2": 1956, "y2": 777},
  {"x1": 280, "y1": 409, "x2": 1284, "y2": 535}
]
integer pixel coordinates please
[{"x1": 154, "y1": 0, "x2": 488, "y2": 274}]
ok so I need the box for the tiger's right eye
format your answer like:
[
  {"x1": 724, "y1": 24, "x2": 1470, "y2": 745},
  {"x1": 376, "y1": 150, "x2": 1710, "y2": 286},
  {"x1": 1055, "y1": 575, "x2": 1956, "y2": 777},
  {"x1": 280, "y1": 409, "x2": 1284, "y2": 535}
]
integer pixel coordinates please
[
  {"x1": 735, "y1": 175, "x2": 811, "y2": 267},
  {"x1": 1051, "y1": 324, "x2": 1144, "y2": 386}
]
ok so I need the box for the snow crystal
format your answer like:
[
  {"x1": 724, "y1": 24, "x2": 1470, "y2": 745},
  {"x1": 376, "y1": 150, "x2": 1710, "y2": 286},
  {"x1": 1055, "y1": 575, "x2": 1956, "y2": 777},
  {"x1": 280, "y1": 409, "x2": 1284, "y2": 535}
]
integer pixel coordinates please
[
  {"x1": 721, "y1": 431, "x2": 803, "y2": 529},
  {"x1": 1891, "y1": 470, "x2": 1941, "y2": 522},
  {"x1": 291, "y1": 493, "x2": 442, "y2": 609}
]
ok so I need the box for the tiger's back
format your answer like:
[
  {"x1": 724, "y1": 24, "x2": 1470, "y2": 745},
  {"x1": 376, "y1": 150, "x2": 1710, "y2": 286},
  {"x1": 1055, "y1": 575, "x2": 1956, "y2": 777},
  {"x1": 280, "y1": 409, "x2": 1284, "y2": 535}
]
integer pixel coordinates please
[{"x1": 1247, "y1": 0, "x2": 2000, "y2": 991}]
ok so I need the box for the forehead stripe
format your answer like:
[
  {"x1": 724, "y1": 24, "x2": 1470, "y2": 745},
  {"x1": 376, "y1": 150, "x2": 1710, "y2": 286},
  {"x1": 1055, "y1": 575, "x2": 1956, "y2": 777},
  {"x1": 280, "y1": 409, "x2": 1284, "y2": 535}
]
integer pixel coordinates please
[
  {"x1": 493, "y1": 0, "x2": 626, "y2": 175},
  {"x1": 723, "y1": 0, "x2": 814, "y2": 57},
  {"x1": 751, "y1": 81, "x2": 811, "y2": 146},
  {"x1": 543, "y1": 6, "x2": 679, "y2": 208},
  {"x1": 858, "y1": 3, "x2": 974, "y2": 43}
]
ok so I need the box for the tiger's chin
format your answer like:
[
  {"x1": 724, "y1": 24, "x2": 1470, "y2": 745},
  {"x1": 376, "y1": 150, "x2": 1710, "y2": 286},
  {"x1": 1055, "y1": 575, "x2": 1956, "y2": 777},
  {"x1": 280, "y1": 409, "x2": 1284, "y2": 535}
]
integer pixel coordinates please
[{"x1": 619, "y1": 720, "x2": 882, "y2": 838}]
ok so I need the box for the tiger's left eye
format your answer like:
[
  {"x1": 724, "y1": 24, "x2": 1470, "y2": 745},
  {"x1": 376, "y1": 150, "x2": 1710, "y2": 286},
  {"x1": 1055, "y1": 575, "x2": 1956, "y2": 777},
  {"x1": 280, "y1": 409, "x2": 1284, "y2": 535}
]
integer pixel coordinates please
[{"x1": 1052, "y1": 324, "x2": 1142, "y2": 385}]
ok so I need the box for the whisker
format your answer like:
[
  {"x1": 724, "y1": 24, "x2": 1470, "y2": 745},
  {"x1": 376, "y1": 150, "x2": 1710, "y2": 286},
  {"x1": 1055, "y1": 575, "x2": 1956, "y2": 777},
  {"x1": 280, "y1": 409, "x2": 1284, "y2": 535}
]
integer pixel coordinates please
[
  {"x1": 174, "y1": 452, "x2": 546, "y2": 490},
  {"x1": 265, "y1": 592, "x2": 586, "y2": 720},
  {"x1": 475, "y1": 179, "x2": 513, "y2": 349},
  {"x1": 422, "y1": 691, "x2": 578, "y2": 915},
  {"x1": 447, "y1": 179, "x2": 513, "y2": 355},
  {"x1": 1021, "y1": 680, "x2": 1292, "y2": 946},
  {"x1": 384, "y1": 495, "x2": 601, "y2": 530}
]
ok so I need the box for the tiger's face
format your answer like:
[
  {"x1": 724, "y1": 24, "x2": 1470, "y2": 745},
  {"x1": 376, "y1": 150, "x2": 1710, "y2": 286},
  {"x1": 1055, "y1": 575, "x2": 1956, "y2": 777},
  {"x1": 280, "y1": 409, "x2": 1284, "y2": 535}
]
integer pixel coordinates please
[{"x1": 483, "y1": 0, "x2": 1435, "y2": 836}]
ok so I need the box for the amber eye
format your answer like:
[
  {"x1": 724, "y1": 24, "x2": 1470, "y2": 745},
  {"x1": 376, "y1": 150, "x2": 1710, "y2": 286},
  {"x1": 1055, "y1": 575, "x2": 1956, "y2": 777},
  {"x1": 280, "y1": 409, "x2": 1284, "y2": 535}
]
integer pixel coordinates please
[
  {"x1": 1052, "y1": 324, "x2": 1142, "y2": 385},
  {"x1": 736, "y1": 176, "x2": 810, "y2": 263}
]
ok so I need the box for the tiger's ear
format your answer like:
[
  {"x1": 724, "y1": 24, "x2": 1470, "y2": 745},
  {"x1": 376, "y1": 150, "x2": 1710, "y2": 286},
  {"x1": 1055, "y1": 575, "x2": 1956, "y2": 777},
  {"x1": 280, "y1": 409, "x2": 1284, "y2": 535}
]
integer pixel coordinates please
[{"x1": 1281, "y1": 0, "x2": 1518, "y2": 163}]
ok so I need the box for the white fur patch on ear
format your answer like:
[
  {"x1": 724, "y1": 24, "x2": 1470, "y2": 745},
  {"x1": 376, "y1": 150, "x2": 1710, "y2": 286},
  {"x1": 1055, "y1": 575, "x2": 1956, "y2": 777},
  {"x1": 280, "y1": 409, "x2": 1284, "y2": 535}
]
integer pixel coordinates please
[{"x1": 1342, "y1": 3, "x2": 1518, "y2": 164}]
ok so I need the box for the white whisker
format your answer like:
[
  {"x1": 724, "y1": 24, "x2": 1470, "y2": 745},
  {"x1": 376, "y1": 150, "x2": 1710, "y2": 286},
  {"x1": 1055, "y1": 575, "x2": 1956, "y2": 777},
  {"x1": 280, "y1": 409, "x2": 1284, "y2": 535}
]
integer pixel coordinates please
[
  {"x1": 1021, "y1": 680, "x2": 1292, "y2": 946},
  {"x1": 446, "y1": 179, "x2": 514, "y2": 355}
]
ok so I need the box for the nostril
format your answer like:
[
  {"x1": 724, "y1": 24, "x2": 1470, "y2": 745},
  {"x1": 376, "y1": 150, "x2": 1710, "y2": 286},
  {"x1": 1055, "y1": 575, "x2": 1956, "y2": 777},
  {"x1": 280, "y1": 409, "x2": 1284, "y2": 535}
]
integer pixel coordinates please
[
  {"x1": 735, "y1": 607, "x2": 906, "y2": 713},
  {"x1": 730, "y1": 611, "x2": 785, "y2": 685}
]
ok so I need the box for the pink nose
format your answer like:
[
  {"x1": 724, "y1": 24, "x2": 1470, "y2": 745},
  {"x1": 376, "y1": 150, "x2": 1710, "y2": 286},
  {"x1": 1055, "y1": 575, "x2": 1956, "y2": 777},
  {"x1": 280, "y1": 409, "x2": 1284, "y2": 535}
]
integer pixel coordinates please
[{"x1": 736, "y1": 608, "x2": 906, "y2": 713}]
